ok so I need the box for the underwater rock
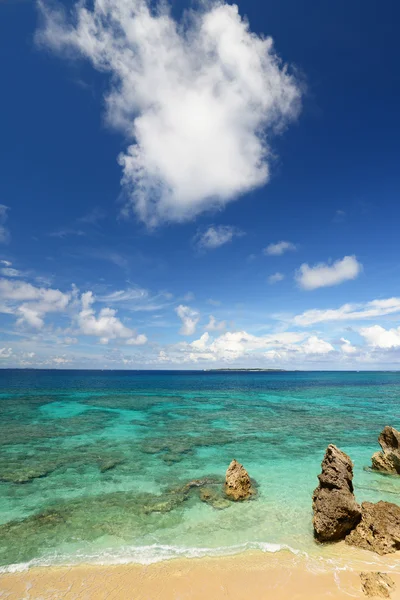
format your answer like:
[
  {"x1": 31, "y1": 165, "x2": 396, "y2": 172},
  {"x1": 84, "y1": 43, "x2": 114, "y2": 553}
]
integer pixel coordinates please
[
  {"x1": 312, "y1": 444, "x2": 361, "y2": 542},
  {"x1": 98, "y1": 458, "x2": 123, "y2": 473},
  {"x1": 199, "y1": 487, "x2": 231, "y2": 510},
  {"x1": 371, "y1": 426, "x2": 400, "y2": 475},
  {"x1": 224, "y1": 460, "x2": 254, "y2": 501},
  {"x1": 360, "y1": 572, "x2": 396, "y2": 598},
  {"x1": 141, "y1": 493, "x2": 186, "y2": 514},
  {"x1": 346, "y1": 501, "x2": 400, "y2": 555}
]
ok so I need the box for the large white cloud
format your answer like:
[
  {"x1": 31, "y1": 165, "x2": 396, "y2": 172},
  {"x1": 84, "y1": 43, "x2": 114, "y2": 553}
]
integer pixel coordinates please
[
  {"x1": 77, "y1": 291, "x2": 147, "y2": 345},
  {"x1": 37, "y1": 0, "x2": 301, "y2": 227},
  {"x1": 293, "y1": 297, "x2": 400, "y2": 326},
  {"x1": 295, "y1": 255, "x2": 362, "y2": 290},
  {"x1": 157, "y1": 329, "x2": 339, "y2": 364},
  {"x1": 359, "y1": 325, "x2": 400, "y2": 349},
  {"x1": 0, "y1": 278, "x2": 72, "y2": 329}
]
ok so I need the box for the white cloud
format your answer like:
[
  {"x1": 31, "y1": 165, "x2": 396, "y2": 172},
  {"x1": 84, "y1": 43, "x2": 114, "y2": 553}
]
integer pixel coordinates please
[
  {"x1": 77, "y1": 291, "x2": 147, "y2": 345},
  {"x1": 52, "y1": 356, "x2": 71, "y2": 364},
  {"x1": 359, "y1": 325, "x2": 400, "y2": 349},
  {"x1": 175, "y1": 304, "x2": 200, "y2": 336},
  {"x1": 37, "y1": 0, "x2": 301, "y2": 227},
  {"x1": 0, "y1": 267, "x2": 22, "y2": 277},
  {"x1": 0, "y1": 205, "x2": 10, "y2": 244},
  {"x1": 0, "y1": 278, "x2": 72, "y2": 329},
  {"x1": 0, "y1": 347, "x2": 12, "y2": 359},
  {"x1": 293, "y1": 297, "x2": 400, "y2": 326},
  {"x1": 295, "y1": 255, "x2": 362, "y2": 290},
  {"x1": 300, "y1": 335, "x2": 334, "y2": 355},
  {"x1": 99, "y1": 287, "x2": 149, "y2": 303},
  {"x1": 99, "y1": 287, "x2": 173, "y2": 312},
  {"x1": 264, "y1": 241, "x2": 296, "y2": 256},
  {"x1": 16, "y1": 306, "x2": 45, "y2": 329},
  {"x1": 268, "y1": 272, "x2": 285, "y2": 284},
  {"x1": 0, "y1": 260, "x2": 11, "y2": 267},
  {"x1": 195, "y1": 225, "x2": 244, "y2": 250},
  {"x1": 205, "y1": 315, "x2": 226, "y2": 331},
  {"x1": 340, "y1": 338, "x2": 357, "y2": 354},
  {"x1": 157, "y1": 329, "x2": 340, "y2": 364}
]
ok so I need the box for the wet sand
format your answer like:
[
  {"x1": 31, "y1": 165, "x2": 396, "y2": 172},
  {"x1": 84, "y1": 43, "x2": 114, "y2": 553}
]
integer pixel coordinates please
[{"x1": 1, "y1": 550, "x2": 400, "y2": 600}]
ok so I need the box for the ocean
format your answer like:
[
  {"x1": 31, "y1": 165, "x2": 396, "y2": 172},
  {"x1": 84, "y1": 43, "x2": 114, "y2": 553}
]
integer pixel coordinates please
[{"x1": 0, "y1": 369, "x2": 399, "y2": 571}]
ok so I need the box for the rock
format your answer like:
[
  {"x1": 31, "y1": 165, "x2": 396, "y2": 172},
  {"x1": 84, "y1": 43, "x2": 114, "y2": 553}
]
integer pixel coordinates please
[
  {"x1": 346, "y1": 501, "x2": 400, "y2": 555},
  {"x1": 371, "y1": 426, "x2": 400, "y2": 475},
  {"x1": 98, "y1": 458, "x2": 123, "y2": 473},
  {"x1": 360, "y1": 572, "x2": 395, "y2": 598},
  {"x1": 199, "y1": 487, "x2": 231, "y2": 510},
  {"x1": 312, "y1": 444, "x2": 361, "y2": 542},
  {"x1": 224, "y1": 460, "x2": 254, "y2": 501}
]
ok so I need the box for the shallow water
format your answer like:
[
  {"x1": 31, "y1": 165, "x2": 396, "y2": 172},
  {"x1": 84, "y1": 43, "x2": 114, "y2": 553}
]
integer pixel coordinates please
[{"x1": 0, "y1": 369, "x2": 399, "y2": 570}]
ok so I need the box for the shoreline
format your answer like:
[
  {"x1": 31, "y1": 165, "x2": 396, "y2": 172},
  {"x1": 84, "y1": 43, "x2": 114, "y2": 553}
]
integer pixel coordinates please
[{"x1": 1, "y1": 548, "x2": 400, "y2": 600}]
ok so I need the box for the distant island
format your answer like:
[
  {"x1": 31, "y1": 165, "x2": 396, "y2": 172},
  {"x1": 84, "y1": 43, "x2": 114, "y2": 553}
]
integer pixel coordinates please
[{"x1": 204, "y1": 368, "x2": 286, "y2": 372}]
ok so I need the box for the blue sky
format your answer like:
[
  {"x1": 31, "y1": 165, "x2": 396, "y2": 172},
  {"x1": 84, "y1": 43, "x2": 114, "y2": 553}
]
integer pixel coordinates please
[{"x1": 0, "y1": 0, "x2": 399, "y2": 369}]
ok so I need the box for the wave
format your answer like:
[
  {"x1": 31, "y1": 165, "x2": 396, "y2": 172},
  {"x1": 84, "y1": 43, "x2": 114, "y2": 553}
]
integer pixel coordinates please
[{"x1": 0, "y1": 541, "x2": 301, "y2": 573}]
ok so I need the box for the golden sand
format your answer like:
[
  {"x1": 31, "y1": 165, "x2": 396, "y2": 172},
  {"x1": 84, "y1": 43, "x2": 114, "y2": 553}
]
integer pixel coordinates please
[{"x1": 1, "y1": 550, "x2": 400, "y2": 600}]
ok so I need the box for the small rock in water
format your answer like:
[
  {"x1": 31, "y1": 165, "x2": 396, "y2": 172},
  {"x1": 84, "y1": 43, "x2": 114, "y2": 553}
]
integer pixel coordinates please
[
  {"x1": 346, "y1": 501, "x2": 400, "y2": 555},
  {"x1": 224, "y1": 459, "x2": 254, "y2": 501},
  {"x1": 312, "y1": 444, "x2": 361, "y2": 542},
  {"x1": 371, "y1": 426, "x2": 400, "y2": 475},
  {"x1": 360, "y1": 572, "x2": 396, "y2": 598}
]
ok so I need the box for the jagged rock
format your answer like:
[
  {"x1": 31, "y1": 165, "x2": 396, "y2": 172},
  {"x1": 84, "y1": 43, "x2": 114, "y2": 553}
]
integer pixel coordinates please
[
  {"x1": 371, "y1": 427, "x2": 400, "y2": 475},
  {"x1": 360, "y1": 572, "x2": 395, "y2": 598},
  {"x1": 224, "y1": 460, "x2": 254, "y2": 501},
  {"x1": 312, "y1": 444, "x2": 361, "y2": 542},
  {"x1": 346, "y1": 501, "x2": 400, "y2": 555}
]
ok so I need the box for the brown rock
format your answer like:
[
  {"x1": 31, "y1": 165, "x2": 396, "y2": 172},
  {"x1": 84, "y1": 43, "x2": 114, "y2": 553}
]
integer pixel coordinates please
[
  {"x1": 371, "y1": 426, "x2": 400, "y2": 474},
  {"x1": 312, "y1": 444, "x2": 361, "y2": 542},
  {"x1": 224, "y1": 459, "x2": 253, "y2": 501},
  {"x1": 360, "y1": 572, "x2": 395, "y2": 598},
  {"x1": 346, "y1": 501, "x2": 400, "y2": 555}
]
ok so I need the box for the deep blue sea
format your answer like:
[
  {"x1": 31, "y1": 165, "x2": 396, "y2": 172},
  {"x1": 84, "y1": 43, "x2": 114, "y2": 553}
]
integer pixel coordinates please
[{"x1": 0, "y1": 369, "x2": 400, "y2": 571}]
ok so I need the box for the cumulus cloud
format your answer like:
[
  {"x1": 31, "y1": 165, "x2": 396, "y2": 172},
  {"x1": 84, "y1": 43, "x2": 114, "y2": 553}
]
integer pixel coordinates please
[
  {"x1": 268, "y1": 272, "x2": 285, "y2": 284},
  {"x1": 300, "y1": 335, "x2": 334, "y2": 355},
  {"x1": 0, "y1": 278, "x2": 72, "y2": 329},
  {"x1": 77, "y1": 291, "x2": 147, "y2": 345},
  {"x1": 37, "y1": 0, "x2": 301, "y2": 227},
  {"x1": 293, "y1": 297, "x2": 400, "y2": 326},
  {"x1": 205, "y1": 315, "x2": 226, "y2": 331},
  {"x1": 0, "y1": 206, "x2": 10, "y2": 244},
  {"x1": 340, "y1": 337, "x2": 357, "y2": 354},
  {"x1": 175, "y1": 304, "x2": 200, "y2": 335},
  {"x1": 194, "y1": 225, "x2": 244, "y2": 250},
  {"x1": 157, "y1": 329, "x2": 340, "y2": 364},
  {"x1": 264, "y1": 241, "x2": 297, "y2": 256},
  {"x1": 295, "y1": 255, "x2": 362, "y2": 290},
  {"x1": 359, "y1": 325, "x2": 400, "y2": 349},
  {"x1": 0, "y1": 347, "x2": 12, "y2": 359}
]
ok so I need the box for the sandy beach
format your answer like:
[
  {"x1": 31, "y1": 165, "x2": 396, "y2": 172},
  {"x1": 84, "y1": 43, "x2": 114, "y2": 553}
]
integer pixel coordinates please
[{"x1": 1, "y1": 550, "x2": 400, "y2": 600}]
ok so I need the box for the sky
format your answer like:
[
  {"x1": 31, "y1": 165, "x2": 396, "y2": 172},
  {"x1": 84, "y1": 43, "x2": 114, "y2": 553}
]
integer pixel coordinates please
[{"x1": 0, "y1": 0, "x2": 400, "y2": 369}]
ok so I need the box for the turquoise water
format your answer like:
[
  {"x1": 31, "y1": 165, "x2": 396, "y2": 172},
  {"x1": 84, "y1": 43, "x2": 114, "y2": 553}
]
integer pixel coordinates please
[{"x1": 0, "y1": 369, "x2": 400, "y2": 570}]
